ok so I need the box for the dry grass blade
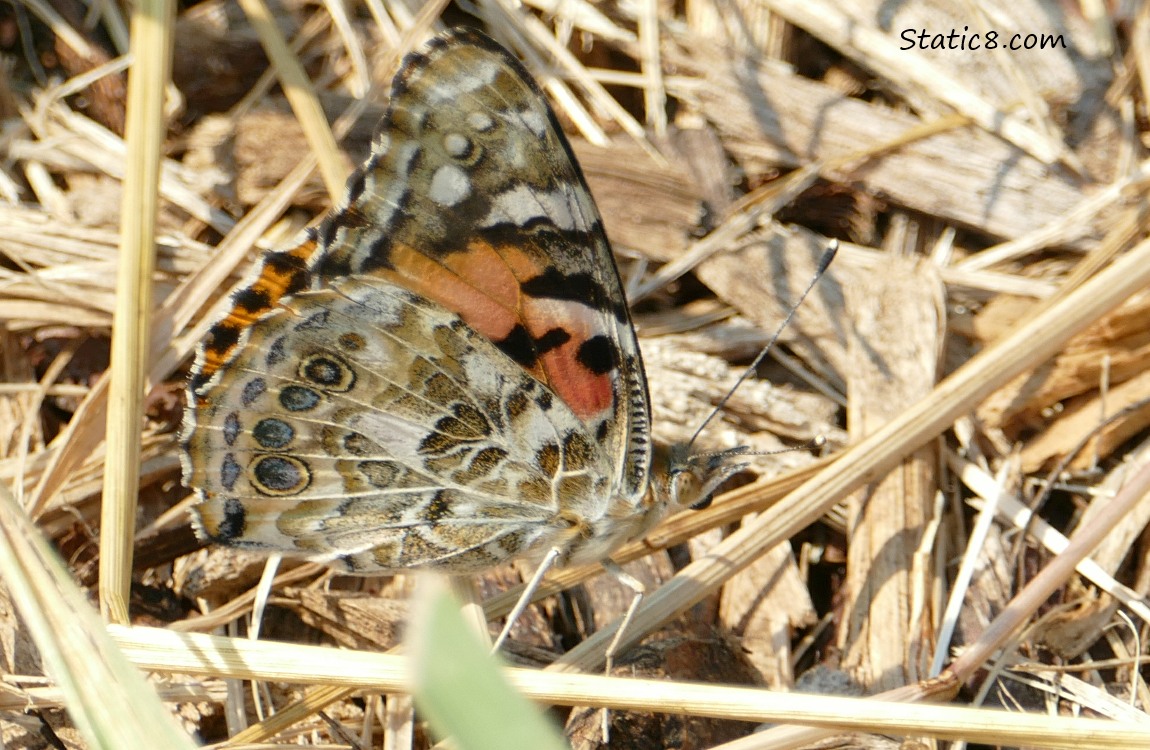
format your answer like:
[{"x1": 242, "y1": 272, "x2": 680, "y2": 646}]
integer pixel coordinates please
[
  {"x1": 224, "y1": 684, "x2": 358, "y2": 745},
  {"x1": 946, "y1": 456, "x2": 1150, "y2": 685},
  {"x1": 958, "y1": 166, "x2": 1150, "y2": 271},
  {"x1": 949, "y1": 451, "x2": 1150, "y2": 626},
  {"x1": 0, "y1": 484, "x2": 195, "y2": 749},
  {"x1": 98, "y1": 0, "x2": 173, "y2": 625},
  {"x1": 107, "y1": 626, "x2": 1150, "y2": 748},
  {"x1": 236, "y1": 0, "x2": 349, "y2": 199},
  {"x1": 761, "y1": 0, "x2": 1073, "y2": 166},
  {"x1": 636, "y1": 0, "x2": 666, "y2": 136}
]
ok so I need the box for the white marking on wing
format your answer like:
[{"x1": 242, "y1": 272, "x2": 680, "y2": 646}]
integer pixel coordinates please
[
  {"x1": 426, "y1": 60, "x2": 500, "y2": 102},
  {"x1": 429, "y1": 164, "x2": 472, "y2": 207},
  {"x1": 467, "y1": 111, "x2": 495, "y2": 131},
  {"x1": 518, "y1": 107, "x2": 549, "y2": 139},
  {"x1": 483, "y1": 184, "x2": 578, "y2": 230},
  {"x1": 443, "y1": 132, "x2": 472, "y2": 158}
]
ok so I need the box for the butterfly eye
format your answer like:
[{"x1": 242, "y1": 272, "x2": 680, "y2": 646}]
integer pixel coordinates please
[
  {"x1": 669, "y1": 468, "x2": 706, "y2": 509},
  {"x1": 689, "y1": 494, "x2": 713, "y2": 511}
]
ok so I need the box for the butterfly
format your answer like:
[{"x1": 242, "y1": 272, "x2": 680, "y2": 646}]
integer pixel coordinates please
[{"x1": 180, "y1": 28, "x2": 747, "y2": 586}]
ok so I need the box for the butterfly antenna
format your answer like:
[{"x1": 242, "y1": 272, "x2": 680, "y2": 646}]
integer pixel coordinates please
[{"x1": 687, "y1": 240, "x2": 838, "y2": 451}]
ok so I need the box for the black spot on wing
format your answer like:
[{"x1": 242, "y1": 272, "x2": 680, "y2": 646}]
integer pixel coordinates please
[
  {"x1": 266, "y1": 336, "x2": 287, "y2": 367},
  {"x1": 522, "y1": 267, "x2": 601, "y2": 304},
  {"x1": 344, "y1": 169, "x2": 366, "y2": 205},
  {"x1": 358, "y1": 232, "x2": 396, "y2": 274},
  {"x1": 317, "y1": 252, "x2": 353, "y2": 279},
  {"x1": 232, "y1": 287, "x2": 271, "y2": 317},
  {"x1": 339, "y1": 553, "x2": 365, "y2": 573},
  {"x1": 315, "y1": 214, "x2": 340, "y2": 249},
  {"x1": 495, "y1": 325, "x2": 582, "y2": 373},
  {"x1": 263, "y1": 250, "x2": 312, "y2": 294},
  {"x1": 535, "y1": 327, "x2": 571, "y2": 354},
  {"x1": 536, "y1": 390, "x2": 553, "y2": 410},
  {"x1": 223, "y1": 412, "x2": 240, "y2": 446},
  {"x1": 279, "y1": 385, "x2": 321, "y2": 412},
  {"x1": 213, "y1": 497, "x2": 246, "y2": 541},
  {"x1": 576, "y1": 335, "x2": 617, "y2": 376},
  {"x1": 495, "y1": 324, "x2": 538, "y2": 368},
  {"x1": 202, "y1": 322, "x2": 240, "y2": 359},
  {"x1": 252, "y1": 455, "x2": 308, "y2": 494},
  {"x1": 425, "y1": 491, "x2": 451, "y2": 522},
  {"x1": 240, "y1": 377, "x2": 267, "y2": 406},
  {"x1": 252, "y1": 417, "x2": 294, "y2": 449},
  {"x1": 220, "y1": 454, "x2": 241, "y2": 491},
  {"x1": 295, "y1": 309, "x2": 330, "y2": 331}
]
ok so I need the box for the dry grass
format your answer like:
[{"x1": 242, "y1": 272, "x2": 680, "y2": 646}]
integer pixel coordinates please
[{"x1": 2, "y1": 1, "x2": 1150, "y2": 748}]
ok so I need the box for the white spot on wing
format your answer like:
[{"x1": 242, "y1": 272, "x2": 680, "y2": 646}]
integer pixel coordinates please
[
  {"x1": 429, "y1": 164, "x2": 472, "y2": 207},
  {"x1": 426, "y1": 60, "x2": 500, "y2": 103},
  {"x1": 518, "y1": 107, "x2": 549, "y2": 139},
  {"x1": 443, "y1": 132, "x2": 472, "y2": 159},
  {"x1": 483, "y1": 183, "x2": 582, "y2": 230},
  {"x1": 467, "y1": 111, "x2": 495, "y2": 131}
]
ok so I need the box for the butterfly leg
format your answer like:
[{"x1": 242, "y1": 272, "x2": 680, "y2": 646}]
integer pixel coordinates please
[
  {"x1": 492, "y1": 546, "x2": 562, "y2": 652},
  {"x1": 598, "y1": 559, "x2": 647, "y2": 742}
]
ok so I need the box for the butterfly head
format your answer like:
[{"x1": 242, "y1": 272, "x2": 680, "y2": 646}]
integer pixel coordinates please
[{"x1": 650, "y1": 442, "x2": 751, "y2": 512}]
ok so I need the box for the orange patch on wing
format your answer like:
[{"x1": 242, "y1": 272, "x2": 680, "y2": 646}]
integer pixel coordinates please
[
  {"x1": 494, "y1": 244, "x2": 616, "y2": 421},
  {"x1": 197, "y1": 237, "x2": 319, "y2": 383},
  {"x1": 497, "y1": 243, "x2": 550, "y2": 281},
  {"x1": 380, "y1": 240, "x2": 615, "y2": 424},
  {"x1": 523, "y1": 297, "x2": 614, "y2": 422},
  {"x1": 383, "y1": 241, "x2": 535, "y2": 358},
  {"x1": 443, "y1": 240, "x2": 524, "y2": 311}
]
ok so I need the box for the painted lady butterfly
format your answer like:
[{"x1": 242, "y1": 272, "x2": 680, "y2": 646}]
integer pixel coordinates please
[{"x1": 181, "y1": 29, "x2": 746, "y2": 586}]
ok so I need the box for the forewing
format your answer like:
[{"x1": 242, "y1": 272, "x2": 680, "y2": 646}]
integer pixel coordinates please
[{"x1": 319, "y1": 29, "x2": 651, "y2": 499}]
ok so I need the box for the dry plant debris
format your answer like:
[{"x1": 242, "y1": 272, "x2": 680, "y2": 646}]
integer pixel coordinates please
[{"x1": 1, "y1": 1, "x2": 1150, "y2": 748}]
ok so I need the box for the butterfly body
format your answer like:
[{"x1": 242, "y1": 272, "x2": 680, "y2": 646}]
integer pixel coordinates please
[{"x1": 181, "y1": 29, "x2": 744, "y2": 576}]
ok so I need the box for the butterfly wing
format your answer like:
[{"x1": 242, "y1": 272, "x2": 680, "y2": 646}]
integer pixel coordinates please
[
  {"x1": 182, "y1": 29, "x2": 654, "y2": 571},
  {"x1": 322, "y1": 29, "x2": 653, "y2": 500}
]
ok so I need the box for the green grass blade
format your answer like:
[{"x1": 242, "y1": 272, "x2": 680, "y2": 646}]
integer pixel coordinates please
[{"x1": 410, "y1": 581, "x2": 569, "y2": 750}]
